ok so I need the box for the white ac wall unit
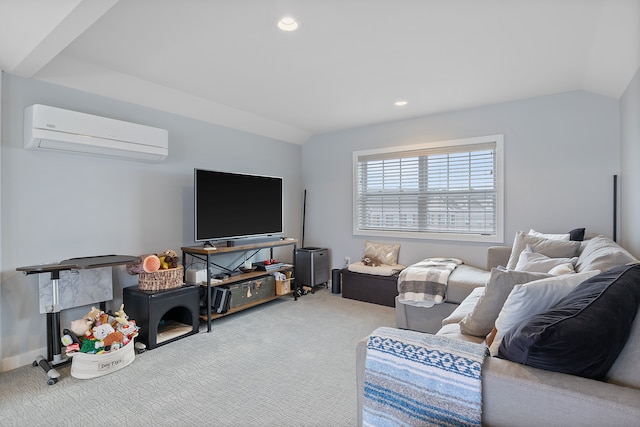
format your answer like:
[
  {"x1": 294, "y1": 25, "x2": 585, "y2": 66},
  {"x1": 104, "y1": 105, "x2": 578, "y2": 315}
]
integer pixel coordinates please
[{"x1": 24, "y1": 104, "x2": 168, "y2": 162}]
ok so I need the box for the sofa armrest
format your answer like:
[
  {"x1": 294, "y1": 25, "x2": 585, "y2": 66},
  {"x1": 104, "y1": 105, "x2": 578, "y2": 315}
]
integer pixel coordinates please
[
  {"x1": 357, "y1": 336, "x2": 640, "y2": 427},
  {"x1": 487, "y1": 246, "x2": 511, "y2": 270},
  {"x1": 356, "y1": 337, "x2": 368, "y2": 427},
  {"x1": 482, "y1": 357, "x2": 640, "y2": 426}
]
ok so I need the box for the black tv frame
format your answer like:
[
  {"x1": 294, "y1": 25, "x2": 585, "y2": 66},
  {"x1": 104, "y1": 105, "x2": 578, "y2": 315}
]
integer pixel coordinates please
[{"x1": 194, "y1": 168, "x2": 283, "y2": 245}]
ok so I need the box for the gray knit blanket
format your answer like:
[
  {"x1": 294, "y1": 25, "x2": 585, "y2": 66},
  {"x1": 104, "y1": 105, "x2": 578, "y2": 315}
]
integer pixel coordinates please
[
  {"x1": 363, "y1": 327, "x2": 487, "y2": 427},
  {"x1": 397, "y1": 258, "x2": 463, "y2": 307}
]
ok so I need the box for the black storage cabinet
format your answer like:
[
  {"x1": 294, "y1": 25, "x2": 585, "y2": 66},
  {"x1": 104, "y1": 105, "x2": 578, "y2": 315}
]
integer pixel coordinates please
[
  {"x1": 123, "y1": 285, "x2": 200, "y2": 350},
  {"x1": 295, "y1": 247, "x2": 329, "y2": 291}
]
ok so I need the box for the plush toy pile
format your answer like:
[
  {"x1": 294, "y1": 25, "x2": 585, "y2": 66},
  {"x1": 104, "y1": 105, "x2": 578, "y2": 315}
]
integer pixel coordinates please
[
  {"x1": 126, "y1": 249, "x2": 180, "y2": 274},
  {"x1": 62, "y1": 304, "x2": 139, "y2": 356}
]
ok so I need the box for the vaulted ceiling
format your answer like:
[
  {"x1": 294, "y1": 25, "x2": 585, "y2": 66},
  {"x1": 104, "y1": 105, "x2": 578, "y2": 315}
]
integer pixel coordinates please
[{"x1": 1, "y1": 0, "x2": 638, "y2": 144}]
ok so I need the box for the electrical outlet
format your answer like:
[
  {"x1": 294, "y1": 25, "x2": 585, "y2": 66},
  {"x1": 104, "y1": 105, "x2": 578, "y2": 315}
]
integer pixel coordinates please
[{"x1": 344, "y1": 256, "x2": 350, "y2": 266}]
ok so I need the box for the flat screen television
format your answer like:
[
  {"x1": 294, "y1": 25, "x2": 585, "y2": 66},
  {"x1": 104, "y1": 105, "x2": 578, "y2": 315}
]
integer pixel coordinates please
[{"x1": 194, "y1": 168, "x2": 283, "y2": 243}]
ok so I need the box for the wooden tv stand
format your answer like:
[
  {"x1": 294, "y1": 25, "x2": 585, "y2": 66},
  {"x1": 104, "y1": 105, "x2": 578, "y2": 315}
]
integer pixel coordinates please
[{"x1": 181, "y1": 239, "x2": 298, "y2": 332}]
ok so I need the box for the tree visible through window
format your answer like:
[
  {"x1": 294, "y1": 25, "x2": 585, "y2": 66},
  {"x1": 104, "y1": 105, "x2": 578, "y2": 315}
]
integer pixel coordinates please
[{"x1": 353, "y1": 135, "x2": 503, "y2": 242}]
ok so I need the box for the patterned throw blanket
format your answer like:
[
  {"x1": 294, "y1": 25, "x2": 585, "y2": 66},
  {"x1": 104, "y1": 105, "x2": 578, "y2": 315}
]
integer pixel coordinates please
[
  {"x1": 363, "y1": 327, "x2": 487, "y2": 427},
  {"x1": 397, "y1": 258, "x2": 463, "y2": 307}
]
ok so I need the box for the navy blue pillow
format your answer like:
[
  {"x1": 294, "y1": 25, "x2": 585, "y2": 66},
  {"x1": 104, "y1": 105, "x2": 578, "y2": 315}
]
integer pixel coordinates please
[
  {"x1": 498, "y1": 264, "x2": 640, "y2": 380},
  {"x1": 568, "y1": 227, "x2": 585, "y2": 241}
]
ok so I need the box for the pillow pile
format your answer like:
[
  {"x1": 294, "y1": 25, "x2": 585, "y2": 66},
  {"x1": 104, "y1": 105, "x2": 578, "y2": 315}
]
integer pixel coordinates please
[
  {"x1": 460, "y1": 229, "x2": 586, "y2": 339},
  {"x1": 498, "y1": 264, "x2": 640, "y2": 380},
  {"x1": 487, "y1": 270, "x2": 600, "y2": 355},
  {"x1": 456, "y1": 229, "x2": 638, "y2": 381}
]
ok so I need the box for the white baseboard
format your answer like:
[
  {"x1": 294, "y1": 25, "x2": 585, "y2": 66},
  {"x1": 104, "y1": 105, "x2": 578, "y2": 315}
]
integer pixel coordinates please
[{"x1": 1, "y1": 346, "x2": 47, "y2": 373}]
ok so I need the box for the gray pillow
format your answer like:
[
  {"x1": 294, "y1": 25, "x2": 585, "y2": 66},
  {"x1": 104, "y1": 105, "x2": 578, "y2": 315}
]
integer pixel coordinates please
[
  {"x1": 459, "y1": 268, "x2": 552, "y2": 337},
  {"x1": 506, "y1": 231, "x2": 581, "y2": 270},
  {"x1": 575, "y1": 235, "x2": 637, "y2": 273}
]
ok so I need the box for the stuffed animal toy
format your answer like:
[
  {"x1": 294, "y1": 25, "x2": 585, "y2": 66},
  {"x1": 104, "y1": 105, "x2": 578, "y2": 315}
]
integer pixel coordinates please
[
  {"x1": 70, "y1": 318, "x2": 93, "y2": 337},
  {"x1": 126, "y1": 253, "x2": 161, "y2": 274},
  {"x1": 92, "y1": 323, "x2": 116, "y2": 351},
  {"x1": 69, "y1": 306, "x2": 102, "y2": 336},
  {"x1": 118, "y1": 320, "x2": 139, "y2": 341},
  {"x1": 160, "y1": 249, "x2": 179, "y2": 269},
  {"x1": 112, "y1": 304, "x2": 129, "y2": 326},
  {"x1": 102, "y1": 331, "x2": 125, "y2": 349},
  {"x1": 93, "y1": 323, "x2": 115, "y2": 341},
  {"x1": 84, "y1": 306, "x2": 102, "y2": 323},
  {"x1": 97, "y1": 312, "x2": 110, "y2": 326},
  {"x1": 361, "y1": 254, "x2": 383, "y2": 267},
  {"x1": 80, "y1": 339, "x2": 97, "y2": 353}
]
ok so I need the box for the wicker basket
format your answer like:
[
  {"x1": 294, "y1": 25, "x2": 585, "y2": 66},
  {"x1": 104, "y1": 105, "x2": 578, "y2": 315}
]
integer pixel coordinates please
[{"x1": 138, "y1": 266, "x2": 184, "y2": 291}]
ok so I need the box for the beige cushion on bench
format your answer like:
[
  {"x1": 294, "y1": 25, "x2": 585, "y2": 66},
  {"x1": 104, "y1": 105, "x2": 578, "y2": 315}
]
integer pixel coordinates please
[{"x1": 347, "y1": 262, "x2": 406, "y2": 276}]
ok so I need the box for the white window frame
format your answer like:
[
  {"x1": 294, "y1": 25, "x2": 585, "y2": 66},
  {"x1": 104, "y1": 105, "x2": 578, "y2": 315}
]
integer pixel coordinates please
[{"x1": 353, "y1": 134, "x2": 504, "y2": 243}]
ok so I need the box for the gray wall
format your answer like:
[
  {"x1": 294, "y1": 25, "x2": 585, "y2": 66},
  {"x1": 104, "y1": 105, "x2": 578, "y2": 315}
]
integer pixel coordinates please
[
  {"x1": 301, "y1": 91, "x2": 624, "y2": 270},
  {"x1": 620, "y1": 66, "x2": 640, "y2": 256},
  {"x1": 0, "y1": 73, "x2": 302, "y2": 369}
]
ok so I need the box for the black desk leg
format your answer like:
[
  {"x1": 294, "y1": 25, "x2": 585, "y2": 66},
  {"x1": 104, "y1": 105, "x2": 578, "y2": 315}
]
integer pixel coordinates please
[
  {"x1": 293, "y1": 244, "x2": 299, "y2": 301},
  {"x1": 206, "y1": 253, "x2": 212, "y2": 332},
  {"x1": 33, "y1": 270, "x2": 68, "y2": 385}
]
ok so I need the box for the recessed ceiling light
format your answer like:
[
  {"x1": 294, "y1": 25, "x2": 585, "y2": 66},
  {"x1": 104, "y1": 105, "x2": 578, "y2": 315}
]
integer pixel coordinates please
[
  {"x1": 394, "y1": 100, "x2": 408, "y2": 106},
  {"x1": 277, "y1": 16, "x2": 299, "y2": 31}
]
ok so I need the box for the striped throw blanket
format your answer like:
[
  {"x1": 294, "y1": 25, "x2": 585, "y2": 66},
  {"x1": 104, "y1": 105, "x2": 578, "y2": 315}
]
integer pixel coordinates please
[
  {"x1": 398, "y1": 258, "x2": 463, "y2": 307},
  {"x1": 363, "y1": 327, "x2": 487, "y2": 427}
]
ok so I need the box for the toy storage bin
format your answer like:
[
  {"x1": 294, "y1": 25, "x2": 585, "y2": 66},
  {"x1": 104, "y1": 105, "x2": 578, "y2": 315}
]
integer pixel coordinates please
[
  {"x1": 70, "y1": 339, "x2": 135, "y2": 379},
  {"x1": 71, "y1": 340, "x2": 136, "y2": 380}
]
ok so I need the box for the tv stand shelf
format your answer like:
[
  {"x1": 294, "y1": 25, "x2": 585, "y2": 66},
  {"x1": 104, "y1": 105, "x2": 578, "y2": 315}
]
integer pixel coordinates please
[
  {"x1": 204, "y1": 293, "x2": 284, "y2": 321},
  {"x1": 181, "y1": 239, "x2": 298, "y2": 331}
]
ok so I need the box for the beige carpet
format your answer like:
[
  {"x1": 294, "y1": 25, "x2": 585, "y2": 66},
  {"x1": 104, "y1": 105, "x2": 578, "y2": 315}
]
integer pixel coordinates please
[{"x1": 0, "y1": 289, "x2": 395, "y2": 426}]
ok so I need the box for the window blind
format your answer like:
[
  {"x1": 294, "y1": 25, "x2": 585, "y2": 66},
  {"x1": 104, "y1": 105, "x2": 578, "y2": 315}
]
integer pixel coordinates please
[{"x1": 355, "y1": 141, "x2": 498, "y2": 237}]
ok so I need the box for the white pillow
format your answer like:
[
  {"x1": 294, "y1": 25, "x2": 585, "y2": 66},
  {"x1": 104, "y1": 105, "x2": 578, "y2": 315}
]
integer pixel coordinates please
[
  {"x1": 528, "y1": 229, "x2": 570, "y2": 240},
  {"x1": 514, "y1": 246, "x2": 578, "y2": 273},
  {"x1": 548, "y1": 262, "x2": 575, "y2": 275},
  {"x1": 505, "y1": 231, "x2": 581, "y2": 270},
  {"x1": 488, "y1": 270, "x2": 600, "y2": 355}
]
